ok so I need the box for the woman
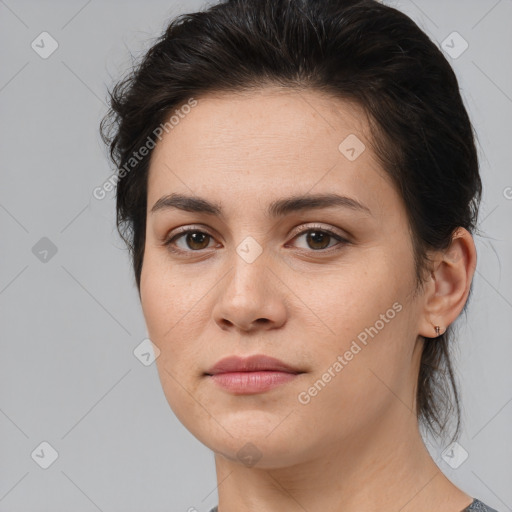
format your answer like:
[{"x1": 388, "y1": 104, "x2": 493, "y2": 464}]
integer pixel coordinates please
[{"x1": 100, "y1": 0, "x2": 498, "y2": 510}]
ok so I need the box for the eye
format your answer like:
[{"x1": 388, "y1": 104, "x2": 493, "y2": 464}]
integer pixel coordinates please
[
  {"x1": 163, "y1": 224, "x2": 349, "y2": 255},
  {"x1": 288, "y1": 225, "x2": 349, "y2": 252},
  {"x1": 164, "y1": 228, "x2": 217, "y2": 253}
]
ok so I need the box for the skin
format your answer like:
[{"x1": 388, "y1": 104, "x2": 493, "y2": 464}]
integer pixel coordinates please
[{"x1": 140, "y1": 87, "x2": 477, "y2": 512}]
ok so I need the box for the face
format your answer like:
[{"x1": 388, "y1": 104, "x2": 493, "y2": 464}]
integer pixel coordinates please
[{"x1": 140, "y1": 87, "x2": 426, "y2": 468}]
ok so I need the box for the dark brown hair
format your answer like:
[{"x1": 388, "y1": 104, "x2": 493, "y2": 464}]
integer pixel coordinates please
[{"x1": 100, "y1": 0, "x2": 482, "y2": 442}]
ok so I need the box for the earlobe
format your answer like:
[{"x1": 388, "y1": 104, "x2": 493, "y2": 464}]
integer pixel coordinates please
[{"x1": 418, "y1": 227, "x2": 477, "y2": 339}]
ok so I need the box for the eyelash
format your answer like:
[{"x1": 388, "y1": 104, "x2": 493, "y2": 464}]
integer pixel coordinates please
[{"x1": 163, "y1": 224, "x2": 350, "y2": 256}]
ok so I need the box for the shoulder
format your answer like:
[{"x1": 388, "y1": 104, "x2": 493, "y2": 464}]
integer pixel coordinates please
[{"x1": 463, "y1": 498, "x2": 499, "y2": 511}]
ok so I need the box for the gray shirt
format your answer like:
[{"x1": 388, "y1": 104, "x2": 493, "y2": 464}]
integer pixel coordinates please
[
  {"x1": 465, "y1": 499, "x2": 499, "y2": 511},
  {"x1": 208, "y1": 498, "x2": 498, "y2": 511}
]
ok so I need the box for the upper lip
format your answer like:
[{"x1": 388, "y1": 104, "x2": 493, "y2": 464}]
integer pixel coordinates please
[{"x1": 205, "y1": 354, "x2": 304, "y2": 375}]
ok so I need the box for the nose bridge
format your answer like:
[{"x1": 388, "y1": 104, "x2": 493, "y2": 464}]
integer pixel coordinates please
[
  {"x1": 225, "y1": 237, "x2": 270, "y2": 305},
  {"x1": 213, "y1": 236, "x2": 286, "y2": 331}
]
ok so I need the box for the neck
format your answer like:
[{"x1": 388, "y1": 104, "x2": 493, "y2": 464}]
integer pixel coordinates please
[{"x1": 213, "y1": 406, "x2": 472, "y2": 512}]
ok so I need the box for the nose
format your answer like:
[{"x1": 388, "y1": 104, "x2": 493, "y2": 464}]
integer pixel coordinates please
[{"x1": 212, "y1": 250, "x2": 288, "y2": 333}]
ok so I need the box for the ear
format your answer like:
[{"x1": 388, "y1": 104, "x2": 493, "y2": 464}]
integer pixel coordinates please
[{"x1": 418, "y1": 227, "x2": 477, "y2": 338}]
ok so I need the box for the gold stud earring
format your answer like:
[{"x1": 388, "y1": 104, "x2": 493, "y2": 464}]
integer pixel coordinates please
[{"x1": 435, "y1": 325, "x2": 441, "y2": 337}]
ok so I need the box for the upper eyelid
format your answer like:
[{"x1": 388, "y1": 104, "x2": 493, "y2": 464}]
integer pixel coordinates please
[
  {"x1": 288, "y1": 223, "x2": 347, "y2": 240},
  {"x1": 167, "y1": 223, "x2": 347, "y2": 239}
]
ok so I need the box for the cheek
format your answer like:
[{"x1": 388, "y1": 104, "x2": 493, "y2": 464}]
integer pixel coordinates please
[
  {"x1": 140, "y1": 256, "x2": 169, "y2": 339},
  {"x1": 306, "y1": 256, "x2": 405, "y2": 348},
  {"x1": 140, "y1": 253, "x2": 211, "y2": 423},
  {"x1": 140, "y1": 249, "x2": 199, "y2": 337},
  {"x1": 296, "y1": 251, "x2": 416, "y2": 415},
  {"x1": 139, "y1": 249, "x2": 216, "y2": 376},
  {"x1": 296, "y1": 307, "x2": 413, "y2": 443}
]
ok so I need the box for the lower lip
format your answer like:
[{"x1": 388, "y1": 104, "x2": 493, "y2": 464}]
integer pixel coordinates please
[{"x1": 207, "y1": 371, "x2": 300, "y2": 394}]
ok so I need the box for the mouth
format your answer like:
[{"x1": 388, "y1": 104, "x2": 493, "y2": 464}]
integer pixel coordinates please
[
  {"x1": 205, "y1": 353, "x2": 303, "y2": 375},
  {"x1": 205, "y1": 370, "x2": 303, "y2": 394},
  {"x1": 204, "y1": 354, "x2": 305, "y2": 394}
]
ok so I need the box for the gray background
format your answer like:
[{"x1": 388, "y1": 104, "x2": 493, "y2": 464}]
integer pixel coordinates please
[{"x1": 0, "y1": 0, "x2": 511, "y2": 511}]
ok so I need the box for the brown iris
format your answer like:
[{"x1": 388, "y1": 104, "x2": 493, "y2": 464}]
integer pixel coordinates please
[
  {"x1": 185, "y1": 231, "x2": 211, "y2": 250},
  {"x1": 305, "y1": 230, "x2": 331, "y2": 250}
]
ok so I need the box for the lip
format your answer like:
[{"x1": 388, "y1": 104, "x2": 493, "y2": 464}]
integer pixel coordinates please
[
  {"x1": 204, "y1": 354, "x2": 304, "y2": 394},
  {"x1": 205, "y1": 354, "x2": 303, "y2": 375}
]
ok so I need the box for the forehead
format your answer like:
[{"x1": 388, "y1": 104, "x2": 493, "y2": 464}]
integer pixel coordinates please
[
  {"x1": 151, "y1": 87, "x2": 369, "y2": 162},
  {"x1": 147, "y1": 87, "x2": 399, "y2": 219}
]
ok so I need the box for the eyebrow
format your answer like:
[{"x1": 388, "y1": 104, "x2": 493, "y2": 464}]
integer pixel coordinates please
[{"x1": 150, "y1": 192, "x2": 372, "y2": 217}]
